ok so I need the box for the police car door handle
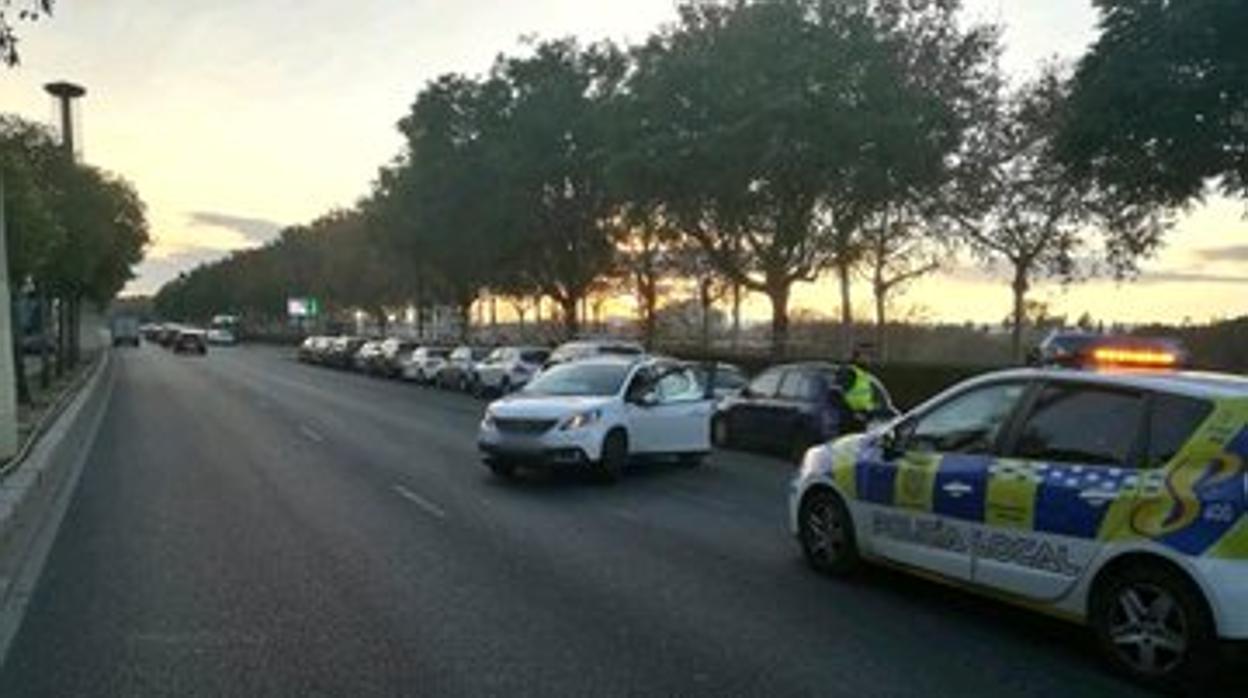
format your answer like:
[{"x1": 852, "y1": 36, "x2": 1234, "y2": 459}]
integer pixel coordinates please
[{"x1": 942, "y1": 482, "x2": 973, "y2": 497}]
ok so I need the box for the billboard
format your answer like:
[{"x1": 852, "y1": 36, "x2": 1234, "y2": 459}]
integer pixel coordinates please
[{"x1": 287, "y1": 297, "x2": 320, "y2": 318}]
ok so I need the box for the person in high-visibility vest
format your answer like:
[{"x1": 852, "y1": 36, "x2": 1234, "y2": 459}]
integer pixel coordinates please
[{"x1": 834, "y1": 364, "x2": 879, "y2": 433}]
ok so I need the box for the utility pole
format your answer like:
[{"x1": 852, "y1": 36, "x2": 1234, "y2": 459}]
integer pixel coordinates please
[{"x1": 0, "y1": 171, "x2": 17, "y2": 460}]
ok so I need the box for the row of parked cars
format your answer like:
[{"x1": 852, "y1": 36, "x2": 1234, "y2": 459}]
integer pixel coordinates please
[{"x1": 297, "y1": 336, "x2": 663, "y2": 396}]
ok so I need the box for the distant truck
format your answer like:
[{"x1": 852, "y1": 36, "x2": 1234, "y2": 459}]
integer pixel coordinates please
[{"x1": 111, "y1": 315, "x2": 141, "y2": 347}]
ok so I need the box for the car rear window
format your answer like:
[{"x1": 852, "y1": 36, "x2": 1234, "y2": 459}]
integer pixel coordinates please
[{"x1": 1147, "y1": 394, "x2": 1214, "y2": 468}]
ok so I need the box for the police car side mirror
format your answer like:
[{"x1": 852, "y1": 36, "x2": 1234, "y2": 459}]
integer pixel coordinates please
[{"x1": 879, "y1": 420, "x2": 912, "y2": 460}]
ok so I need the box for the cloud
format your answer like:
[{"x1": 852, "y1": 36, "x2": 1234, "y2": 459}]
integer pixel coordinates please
[
  {"x1": 188, "y1": 211, "x2": 284, "y2": 244},
  {"x1": 124, "y1": 245, "x2": 233, "y2": 295},
  {"x1": 1193, "y1": 244, "x2": 1248, "y2": 263}
]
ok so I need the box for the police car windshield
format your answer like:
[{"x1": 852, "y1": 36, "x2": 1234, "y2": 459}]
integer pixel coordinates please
[{"x1": 523, "y1": 363, "x2": 631, "y2": 397}]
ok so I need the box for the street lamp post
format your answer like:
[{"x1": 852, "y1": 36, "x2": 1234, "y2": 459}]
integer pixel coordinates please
[{"x1": 43, "y1": 81, "x2": 86, "y2": 369}]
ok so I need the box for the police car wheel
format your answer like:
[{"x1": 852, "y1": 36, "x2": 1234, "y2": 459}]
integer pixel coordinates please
[
  {"x1": 799, "y1": 490, "x2": 858, "y2": 575},
  {"x1": 1091, "y1": 563, "x2": 1215, "y2": 686}
]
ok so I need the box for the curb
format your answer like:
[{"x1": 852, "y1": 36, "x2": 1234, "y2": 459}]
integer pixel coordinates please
[
  {"x1": 0, "y1": 351, "x2": 113, "y2": 631},
  {"x1": 1, "y1": 354, "x2": 103, "y2": 479}
]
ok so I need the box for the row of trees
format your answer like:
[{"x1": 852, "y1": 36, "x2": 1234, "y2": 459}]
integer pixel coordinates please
[
  {"x1": 157, "y1": 0, "x2": 1238, "y2": 360},
  {"x1": 2, "y1": 114, "x2": 150, "y2": 402}
]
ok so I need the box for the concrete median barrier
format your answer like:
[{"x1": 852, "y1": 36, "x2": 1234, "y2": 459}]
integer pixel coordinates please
[{"x1": 0, "y1": 351, "x2": 113, "y2": 621}]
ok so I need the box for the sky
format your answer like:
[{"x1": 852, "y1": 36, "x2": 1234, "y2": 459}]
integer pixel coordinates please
[{"x1": 1, "y1": 0, "x2": 1246, "y2": 326}]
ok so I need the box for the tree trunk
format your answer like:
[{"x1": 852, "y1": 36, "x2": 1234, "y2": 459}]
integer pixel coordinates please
[
  {"x1": 534, "y1": 297, "x2": 542, "y2": 325},
  {"x1": 489, "y1": 296, "x2": 497, "y2": 330},
  {"x1": 699, "y1": 279, "x2": 713, "y2": 352},
  {"x1": 731, "y1": 283, "x2": 741, "y2": 351},
  {"x1": 767, "y1": 281, "x2": 790, "y2": 360},
  {"x1": 38, "y1": 289, "x2": 51, "y2": 389},
  {"x1": 837, "y1": 261, "x2": 853, "y2": 359},
  {"x1": 458, "y1": 301, "x2": 472, "y2": 343},
  {"x1": 640, "y1": 279, "x2": 657, "y2": 350},
  {"x1": 11, "y1": 299, "x2": 30, "y2": 405},
  {"x1": 1011, "y1": 267, "x2": 1029, "y2": 363},
  {"x1": 560, "y1": 296, "x2": 579, "y2": 339},
  {"x1": 874, "y1": 280, "x2": 887, "y2": 363}
]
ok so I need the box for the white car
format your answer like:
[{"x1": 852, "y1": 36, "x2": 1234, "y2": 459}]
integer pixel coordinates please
[
  {"x1": 478, "y1": 356, "x2": 714, "y2": 480},
  {"x1": 401, "y1": 346, "x2": 451, "y2": 383},
  {"x1": 475, "y1": 346, "x2": 551, "y2": 395},
  {"x1": 205, "y1": 328, "x2": 237, "y2": 345},
  {"x1": 789, "y1": 362, "x2": 1248, "y2": 687}
]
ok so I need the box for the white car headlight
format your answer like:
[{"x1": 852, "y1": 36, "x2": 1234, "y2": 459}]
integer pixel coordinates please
[
  {"x1": 561, "y1": 409, "x2": 602, "y2": 431},
  {"x1": 482, "y1": 410, "x2": 497, "y2": 429}
]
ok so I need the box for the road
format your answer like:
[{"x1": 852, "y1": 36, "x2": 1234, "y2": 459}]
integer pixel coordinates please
[{"x1": 0, "y1": 344, "x2": 1156, "y2": 697}]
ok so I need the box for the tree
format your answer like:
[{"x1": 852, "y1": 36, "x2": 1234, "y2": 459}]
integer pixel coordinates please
[
  {"x1": 490, "y1": 39, "x2": 627, "y2": 338},
  {"x1": 1, "y1": 0, "x2": 52, "y2": 66},
  {"x1": 858, "y1": 204, "x2": 942, "y2": 359},
  {"x1": 1060, "y1": 0, "x2": 1248, "y2": 209},
  {"x1": 624, "y1": 0, "x2": 997, "y2": 357},
  {"x1": 950, "y1": 68, "x2": 1151, "y2": 361}
]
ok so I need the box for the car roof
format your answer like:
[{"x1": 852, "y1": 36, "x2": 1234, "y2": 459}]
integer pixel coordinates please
[
  {"x1": 968, "y1": 367, "x2": 1248, "y2": 400},
  {"x1": 554, "y1": 354, "x2": 646, "y2": 368}
]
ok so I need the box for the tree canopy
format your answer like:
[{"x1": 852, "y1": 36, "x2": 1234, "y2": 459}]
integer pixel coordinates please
[{"x1": 1060, "y1": 0, "x2": 1248, "y2": 207}]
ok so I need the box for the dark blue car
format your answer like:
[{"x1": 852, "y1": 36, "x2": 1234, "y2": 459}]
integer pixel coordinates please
[{"x1": 712, "y1": 362, "x2": 897, "y2": 462}]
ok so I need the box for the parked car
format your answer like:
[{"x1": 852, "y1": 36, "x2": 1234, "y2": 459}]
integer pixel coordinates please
[
  {"x1": 790, "y1": 362, "x2": 1248, "y2": 688},
  {"x1": 353, "y1": 339, "x2": 385, "y2": 372},
  {"x1": 544, "y1": 339, "x2": 644, "y2": 369},
  {"x1": 435, "y1": 346, "x2": 493, "y2": 391},
  {"x1": 375, "y1": 338, "x2": 418, "y2": 377},
  {"x1": 172, "y1": 328, "x2": 208, "y2": 355},
  {"x1": 401, "y1": 346, "x2": 451, "y2": 384},
  {"x1": 713, "y1": 362, "x2": 897, "y2": 462},
  {"x1": 694, "y1": 362, "x2": 748, "y2": 401},
  {"x1": 206, "y1": 327, "x2": 238, "y2": 345},
  {"x1": 478, "y1": 355, "x2": 714, "y2": 481},
  {"x1": 156, "y1": 324, "x2": 181, "y2": 348},
  {"x1": 325, "y1": 336, "x2": 367, "y2": 369},
  {"x1": 475, "y1": 346, "x2": 551, "y2": 396},
  {"x1": 297, "y1": 336, "x2": 322, "y2": 362}
]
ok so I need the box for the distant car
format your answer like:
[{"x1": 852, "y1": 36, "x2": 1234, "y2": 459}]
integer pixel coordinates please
[
  {"x1": 375, "y1": 337, "x2": 418, "y2": 377},
  {"x1": 206, "y1": 327, "x2": 238, "y2": 346},
  {"x1": 544, "y1": 339, "x2": 645, "y2": 369},
  {"x1": 478, "y1": 355, "x2": 714, "y2": 480},
  {"x1": 1029, "y1": 331, "x2": 1189, "y2": 369},
  {"x1": 325, "y1": 337, "x2": 366, "y2": 369},
  {"x1": 172, "y1": 328, "x2": 208, "y2": 355},
  {"x1": 475, "y1": 346, "x2": 551, "y2": 396},
  {"x1": 157, "y1": 324, "x2": 181, "y2": 348},
  {"x1": 111, "y1": 315, "x2": 141, "y2": 347},
  {"x1": 353, "y1": 339, "x2": 385, "y2": 372},
  {"x1": 401, "y1": 346, "x2": 451, "y2": 384},
  {"x1": 436, "y1": 346, "x2": 493, "y2": 391},
  {"x1": 713, "y1": 362, "x2": 897, "y2": 462}
]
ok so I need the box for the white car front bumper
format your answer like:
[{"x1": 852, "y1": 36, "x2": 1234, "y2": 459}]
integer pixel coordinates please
[{"x1": 477, "y1": 421, "x2": 606, "y2": 467}]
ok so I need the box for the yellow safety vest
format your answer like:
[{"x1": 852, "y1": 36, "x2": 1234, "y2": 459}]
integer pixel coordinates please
[{"x1": 844, "y1": 366, "x2": 876, "y2": 413}]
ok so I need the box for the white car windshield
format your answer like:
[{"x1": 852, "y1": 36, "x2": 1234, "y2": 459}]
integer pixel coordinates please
[{"x1": 523, "y1": 363, "x2": 631, "y2": 397}]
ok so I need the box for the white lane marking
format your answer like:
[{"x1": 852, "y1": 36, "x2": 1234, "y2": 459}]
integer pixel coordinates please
[
  {"x1": 393, "y1": 485, "x2": 448, "y2": 520},
  {"x1": 298, "y1": 425, "x2": 325, "y2": 443}
]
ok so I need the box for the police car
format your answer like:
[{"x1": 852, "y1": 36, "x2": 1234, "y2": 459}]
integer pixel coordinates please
[
  {"x1": 478, "y1": 355, "x2": 713, "y2": 481},
  {"x1": 790, "y1": 347, "x2": 1248, "y2": 686}
]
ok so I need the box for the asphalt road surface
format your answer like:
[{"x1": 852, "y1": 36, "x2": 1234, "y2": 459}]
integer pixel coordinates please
[{"x1": 0, "y1": 345, "x2": 1180, "y2": 697}]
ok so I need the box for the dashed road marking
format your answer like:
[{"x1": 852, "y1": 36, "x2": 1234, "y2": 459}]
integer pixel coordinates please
[
  {"x1": 298, "y1": 425, "x2": 325, "y2": 443},
  {"x1": 393, "y1": 485, "x2": 448, "y2": 520}
]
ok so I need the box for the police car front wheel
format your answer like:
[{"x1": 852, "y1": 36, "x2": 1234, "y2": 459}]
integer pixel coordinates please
[
  {"x1": 1090, "y1": 562, "x2": 1216, "y2": 686},
  {"x1": 798, "y1": 490, "x2": 859, "y2": 575}
]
